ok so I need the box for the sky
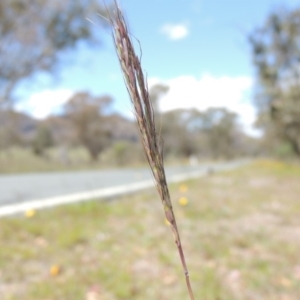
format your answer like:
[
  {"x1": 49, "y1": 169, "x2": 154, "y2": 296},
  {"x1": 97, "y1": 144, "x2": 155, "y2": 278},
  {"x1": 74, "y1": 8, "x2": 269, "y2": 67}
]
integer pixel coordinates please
[{"x1": 15, "y1": 0, "x2": 299, "y2": 136}]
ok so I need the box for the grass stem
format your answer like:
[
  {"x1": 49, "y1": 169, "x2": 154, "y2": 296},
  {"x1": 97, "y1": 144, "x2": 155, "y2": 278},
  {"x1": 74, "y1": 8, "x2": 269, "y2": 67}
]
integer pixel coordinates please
[{"x1": 107, "y1": 2, "x2": 195, "y2": 299}]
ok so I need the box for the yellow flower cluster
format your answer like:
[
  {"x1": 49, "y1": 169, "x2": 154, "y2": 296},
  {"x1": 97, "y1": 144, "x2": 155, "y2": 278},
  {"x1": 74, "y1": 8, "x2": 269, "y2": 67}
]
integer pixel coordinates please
[{"x1": 178, "y1": 184, "x2": 189, "y2": 206}]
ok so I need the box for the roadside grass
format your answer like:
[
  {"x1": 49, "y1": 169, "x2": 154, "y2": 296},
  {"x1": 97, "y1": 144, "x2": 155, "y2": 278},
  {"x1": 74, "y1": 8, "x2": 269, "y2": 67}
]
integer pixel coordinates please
[
  {"x1": 0, "y1": 146, "x2": 192, "y2": 174},
  {"x1": 0, "y1": 147, "x2": 95, "y2": 174},
  {"x1": 1, "y1": 159, "x2": 300, "y2": 299}
]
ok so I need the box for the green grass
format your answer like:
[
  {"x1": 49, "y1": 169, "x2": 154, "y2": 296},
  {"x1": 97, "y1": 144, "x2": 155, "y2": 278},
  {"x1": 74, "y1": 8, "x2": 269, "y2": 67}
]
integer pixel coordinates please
[{"x1": 1, "y1": 159, "x2": 300, "y2": 299}]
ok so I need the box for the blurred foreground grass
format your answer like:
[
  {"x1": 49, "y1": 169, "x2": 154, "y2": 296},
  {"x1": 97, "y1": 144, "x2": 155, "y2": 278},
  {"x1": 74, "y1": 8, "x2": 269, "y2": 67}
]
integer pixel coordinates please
[{"x1": 1, "y1": 159, "x2": 300, "y2": 299}]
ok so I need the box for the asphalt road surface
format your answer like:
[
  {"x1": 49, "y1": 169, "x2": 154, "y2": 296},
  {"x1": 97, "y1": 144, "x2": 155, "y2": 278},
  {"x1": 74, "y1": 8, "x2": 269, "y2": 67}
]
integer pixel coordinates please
[{"x1": 0, "y1": 160, "x2": 249, "y2": 216}]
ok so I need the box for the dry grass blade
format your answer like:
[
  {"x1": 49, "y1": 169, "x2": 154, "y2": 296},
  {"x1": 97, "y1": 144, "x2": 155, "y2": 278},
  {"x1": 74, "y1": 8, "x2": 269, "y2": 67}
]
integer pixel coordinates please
[{"x1": 107, "y1": 2, "x2": 195, "y2": 299}]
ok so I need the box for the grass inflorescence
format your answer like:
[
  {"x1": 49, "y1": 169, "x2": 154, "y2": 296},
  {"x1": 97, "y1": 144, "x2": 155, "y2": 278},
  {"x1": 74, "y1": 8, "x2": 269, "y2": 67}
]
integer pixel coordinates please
[{"x1": 107, "y1": 2, "x2": 195, "y2": 298}]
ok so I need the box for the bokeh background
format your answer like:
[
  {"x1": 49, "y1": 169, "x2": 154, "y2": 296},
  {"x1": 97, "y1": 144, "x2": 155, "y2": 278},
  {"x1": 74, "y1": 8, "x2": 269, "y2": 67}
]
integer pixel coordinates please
[{"x1": 1, "y1": 1, "x2": 300, "y2": 299}]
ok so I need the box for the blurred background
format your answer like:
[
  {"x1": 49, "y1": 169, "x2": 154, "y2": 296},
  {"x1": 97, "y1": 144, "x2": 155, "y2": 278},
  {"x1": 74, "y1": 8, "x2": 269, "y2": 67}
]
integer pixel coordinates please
[
  {"x1": 1, "y1": 0, "x2": 299, "y2": 173},
  {"x1": 1, "y1": 1, "x2": 300, "y2": 300}
]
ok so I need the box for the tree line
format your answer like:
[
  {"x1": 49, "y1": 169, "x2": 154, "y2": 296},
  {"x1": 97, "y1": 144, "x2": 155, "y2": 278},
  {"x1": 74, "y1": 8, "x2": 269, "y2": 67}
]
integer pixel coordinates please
[
  {"x1": 0, "y1": 86, "x2": 259, "y2": 163},
  {"x1": 1, "y1": 1, "x2": 300, "y2": 161}
]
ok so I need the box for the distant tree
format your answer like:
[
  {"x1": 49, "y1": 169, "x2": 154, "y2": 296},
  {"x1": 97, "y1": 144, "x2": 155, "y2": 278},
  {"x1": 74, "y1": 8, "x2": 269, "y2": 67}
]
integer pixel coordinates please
[
  {"x1": 32, "y1": 125, "x2": 54, "y2": 156},
  {"x1": 156, "y1": 107, "x2": 244, "y2": 159},
  {"x1": 198, "y1": 107, "x2": 240, "y2": 159},
  {"x1": 108, "y1": 141, "x2": 144, "y2": 166},
  {"x1": 0, "y1": 109, "x2": 31, "y2": 149},
  {"x1": 160, "y1": 109, "x2": 198, "y2": 158},
  {"x1": 149, "y1": 83, "x2": 169, "y2": 115},
  {"x1": 249, "y1": 6, "x2": 300, "y2": 156},
  {"x1": 64, "y1": 92, "x2": 113, "y2": 161},
  {"x1": 0, "y1": 0, "x2": 110, "y2": 104},
  {"x1": 42, "y1": 115, "x2": 76, "y2": 147},
  {"x1": 104, "y1": 113, "x2": 139, "y2": 142},
  {"x1": 0, "y1": 126, "x2": 23, "y2": 150}
]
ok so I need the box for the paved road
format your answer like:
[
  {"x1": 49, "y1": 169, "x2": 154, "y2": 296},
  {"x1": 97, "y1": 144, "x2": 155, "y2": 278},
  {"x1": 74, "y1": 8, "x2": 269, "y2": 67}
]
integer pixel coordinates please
[{"x1": 0, "y1": 160, "x2": 249, "y2": 216}]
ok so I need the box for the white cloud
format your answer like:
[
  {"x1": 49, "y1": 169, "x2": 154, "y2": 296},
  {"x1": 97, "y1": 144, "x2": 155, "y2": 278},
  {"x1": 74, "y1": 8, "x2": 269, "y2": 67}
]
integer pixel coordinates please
[
  {"x1": 148, "y1": 74, "x2": 259, "y2": 136},
  {"x1": 16, "y1": 89, "x2": 74, "y2": 119},
  {"x1": 160, "y1": 23, "x2": 189, "y2": 40}
]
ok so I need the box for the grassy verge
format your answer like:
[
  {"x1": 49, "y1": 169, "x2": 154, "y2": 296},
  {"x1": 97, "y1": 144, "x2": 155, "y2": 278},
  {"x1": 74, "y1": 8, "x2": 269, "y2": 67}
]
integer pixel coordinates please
[
  {"x1": 1, "y1": 159, "x2": 300, "y2": 299},
  {"x1": 0, "y1": 146, "x2": 132, "y2": 174},
  {"x1": 0, "y1": 146, "x2": 193, "y2": 174}
]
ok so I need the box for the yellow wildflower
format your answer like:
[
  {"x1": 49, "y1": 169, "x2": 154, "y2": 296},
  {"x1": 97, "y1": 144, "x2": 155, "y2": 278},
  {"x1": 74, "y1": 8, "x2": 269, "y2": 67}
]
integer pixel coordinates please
[
  {"x1": 178, "y1": 197, "x2": 188, "y2": 206},
  {"x1": 25, "y1": 209, "x2": 36, "y2": 218},
  {"x1": 50, "y1": 265, "x2": 61, "y2": 276}
]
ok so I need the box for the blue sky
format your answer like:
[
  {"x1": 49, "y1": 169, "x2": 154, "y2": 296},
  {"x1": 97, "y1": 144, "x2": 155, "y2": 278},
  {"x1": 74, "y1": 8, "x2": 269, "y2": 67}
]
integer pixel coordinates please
[{"x1": 15, "y1": 0, "x2": 299, "y2": 135}]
